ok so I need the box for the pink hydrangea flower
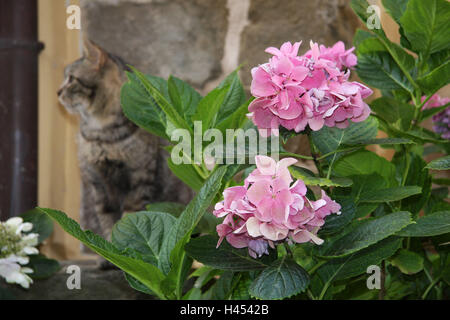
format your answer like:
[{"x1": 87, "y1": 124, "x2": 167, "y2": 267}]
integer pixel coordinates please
[
  {"x1": 421, "y1": 94, "x2": 450, "y2": 110},
  {"x1": 247, "y1": 41, "x2": 372, "y2": 135},
  {"x1": 213, "y1": 156, "x2": 341, "y2": 258},
  {"x1": 420, "y1": 94, "x2": 450, "y2": 139},
  {"x1": 304, "y1": 41, "x2": 357, "y2": 70}
]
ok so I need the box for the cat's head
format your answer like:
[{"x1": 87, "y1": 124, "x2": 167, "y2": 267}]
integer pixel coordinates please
[{"x1": 57, "y1": 39, "x2": 126, "y2": 119}]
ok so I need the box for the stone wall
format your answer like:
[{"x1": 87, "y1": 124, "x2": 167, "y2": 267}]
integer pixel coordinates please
[
  {"x1": 80, "y1": 0, "x2": 361, "y2": 93},
  {"x1": 79, "y1": 0, "x2": 361, "y2": 158}
]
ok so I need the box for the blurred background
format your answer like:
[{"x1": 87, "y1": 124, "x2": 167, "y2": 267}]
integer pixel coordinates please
[{"x1": 0, "y1": 0, "x2": 448, "y2": 262}]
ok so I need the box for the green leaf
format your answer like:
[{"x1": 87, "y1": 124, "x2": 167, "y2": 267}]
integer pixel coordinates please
[
  {"x1": 316, "y1": 237, "x2": 402, "y2": 292},
  {"x1": 38, "y1": 208, "x2": 167, "y2": 300},
  {"x1": 333, "y1": 150, "x2": 397, "y2": 186},
  {"x1": 318, "y1": 211, "x2": 412, "y2": 258},
  {"x1": 395, "y1": 153, "x2": 432, "y2": 215},
  {"x1": 121, "y1": 72, "x2": 168, "y2": 139},
  {"x1": 111, "y1": 211, "x2": 176, "y2": 266},
  {"x1": 124, "y1": 273, "x2": 154, "y2": 296},
  {"x1": 382, "y1": 0, "x2": 408, "y2": 24},
  {"x1": 216, "y1": 71, "x2": 247, "y2": 124},
  {"x1": 311, "y1": 117, "x2": 378, "y2": 162},
  {"x1": 289, "y1": 166, "x2": 353, "y2": 187},
  {"x1": 28, "y1": 254, "x2": 61, "y2": 280},
  {"x1": 370, "y1": 97, "x2": 415, "y2": 131},
  {"x1": 396, "y1": 211, "x2": 450, "y2": 237},
  {"x1": 344, "y1": 138, "x2": 414, "y2": 147},
  {"x1": 129, "y1": 66, "x2": 192, "y2": 133},
  {"x1": 319, "y1": 197, "x2": 356, "y2": 236},
  {"x1": 390, "y1": 249, "x2": 424, "y2": 274},
  {"x1": 425, "y1": 155, "x2": 450, "y2": 170},
  {"x1": 417, "y1": 59, "x2": 450, "y2": 94},
  {"x1": 359, "y1": 186, "x2": 422, "y2": 203},
  {"x1": 185, "y1": 235, "x2": 277, "y2": 271},
  {"x1": 400, "y1": 0, "x2": 450, "y2": 55},
  {"x1": 215, "y1": 98, "x2": 253, "y2": 133},
  {"x1": 167, "y1": 158, "x2": 204, "y2": 192},
  {"x1": 160, "y1": 166, "x2": 227, "y2": 272},
  {"x1": 207, "y1": 271, "x2": 240, "y2": 300},
  {"x1": 191, "y1": 86, "x2": 228, "y2": 132},
  {"x1": 249, "y1": 257, "x2": 310, "y2": 300},
  {"x1": 167, "y1": 75, "x2": 202, "y2": 122},
  {"x1": 357, "y1": 46, "x2": 414, "y2": 92},
  {"x1": 21, "y1": 209, "x2": 54, "y2": 244},
  {"x1": 159, "y1": 164, "x2": 228, "y2": 297},
  {"x1": 145, "y1": 202, "x2": 185, "y2": 216}
]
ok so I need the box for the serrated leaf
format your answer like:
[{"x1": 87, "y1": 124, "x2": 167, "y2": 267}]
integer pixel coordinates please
[
  {"x1": 191, "y1": 86, "x2": 228, "y2": 132},
  {"x1": 400, "y1": 0, "x2": 450, "y2": 55},
  {"x1": 315, "y1": 237, "x2": 402, "y2": 298},
  {"x1": 159, "y1": 166, "x2": 227, "y2": 272},
  {"x1": 121, "y1": 72, "x2": 169, "y2": 139},
  {"x1": 145, "y1": 202, "x2": 185, "y2": 216},
  {"x1": 249, "y1": 257, "x2": 310, "y2": 300},
  {"x1": 396, "y1": 211, "x2": 450, "y2": 237},
  {"x1": 129, "y1": 66, "x2": 192, "y2": 134},
  {"x1": 185, "y1": 235, "x2": 277, "y2": 271},
  {"x1": 318, "y1": 211, "x2": 412, "y2": 258},
  {"x1": 390, "y1": 249, "x2": 424, "y2": 274},
  {"x1": 311, "y1": 117, "x2": 378, "y2": 163},
  {"x1": 167, "y1": 75, "x2": 202, "y2": 122},
  {"x1": 111, "y1": 211, "x2": 176, "y2": 266},
  {"x1": 333, "y1": 150, "x2": 397, "y2": 186},
  {"x1": 417, "y1": 59, "x2": 450, "y2": 94},
  {"x1": 38, "y1": 208, "x2": 166, "y2": 299},
  {"x1": 167, "y1": 158, "x2": 204, "y2": 192},
  {"x1": 319, "y1": 197, "x2": 356, "y2": 236},
  {"x1": 216, "y1": 71, "x2": 247, "y2": 124},
  {"x1": 382, "y1": 0, "x2": 408, "y2": 24},
  {"x1": 124, "y1": 273, "x2": 154, "y2": 296},
  {"x1": 359, "y1": 186, "x2": 422, "y2": 203},
  {"x1": 425, "y1": 155, "x2": 450, "y2": 170},
  {"x1": 343, "y1": 138, "x2": 414, "y2": 147},
  {"x1": 357, "y1": 51, "x2": 414, "y2": 92},
  {"x1": 289, "y1": 166, "x2": 353, "y2": 187},
  {"x1": 370, "y1": 97, "x2": 415, "y2": 131}
]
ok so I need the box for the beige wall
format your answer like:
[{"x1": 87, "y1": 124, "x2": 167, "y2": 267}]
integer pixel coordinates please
[{"x1": 38, "y1": 0, "x2": 89, "y2": 260}]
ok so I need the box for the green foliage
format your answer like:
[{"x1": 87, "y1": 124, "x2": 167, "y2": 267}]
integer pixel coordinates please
[
  {"x1": 317, "y1": 211, "x2": 412, "y2": 258},
  {"x1": 40, "y1": 0, "x2": 450, "y2": 300},
  {"x1": 425, "y1": 155, "x2": 450, "y2": 170},
  {"x1": 396, "y1": 211, "x2": 450, "y2": 237},
  {"x1": 390, "y1": 249, "x2": 424, "y2": 274},
  {"x1": 249, "y1": 257, "x2": 310, "y2": 300},
  {"x1": 20, "y1": 209, "x2": 54, "y2": 244},
  {"x1": 185, "y1": 235, "x2": 277, "y2": 271}
]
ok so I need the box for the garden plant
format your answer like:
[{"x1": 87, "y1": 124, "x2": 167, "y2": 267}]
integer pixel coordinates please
[{"x1": 39, "y1": 0, "x2": 449, "y2": 300}]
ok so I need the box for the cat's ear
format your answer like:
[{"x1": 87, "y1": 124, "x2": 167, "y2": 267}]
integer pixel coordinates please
[{"x1": 83, "y1": 38, "x2": 107, "y2": 70}]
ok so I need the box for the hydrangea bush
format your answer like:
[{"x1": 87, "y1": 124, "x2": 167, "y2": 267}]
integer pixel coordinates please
[{"x1": 40, "y1": 0, "x2": 449, "y2": 300}]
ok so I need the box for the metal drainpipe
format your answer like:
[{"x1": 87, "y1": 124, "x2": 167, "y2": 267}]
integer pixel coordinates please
[{"x1": 0, "y1": 0, "x2": 44, "y2": 220}]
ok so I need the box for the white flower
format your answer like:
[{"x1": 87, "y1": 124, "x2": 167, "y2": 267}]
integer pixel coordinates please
[
  {"x1": 0, "y1": 217, "x2": 40, "y2": 289},
  {"x1": 0, "y1": 254, "x2": 34, "y2": 289}
]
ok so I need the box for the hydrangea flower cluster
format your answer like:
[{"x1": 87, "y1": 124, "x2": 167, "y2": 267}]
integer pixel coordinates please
[
  {"x1": 0, "y1": 217, "x2": 39, "y2": 288},
  {"x1": 421, "y1": 94, "x2": 450, "y2": 140},
  {"x1": 248, "y1": 41, "x2": 372, "y2": 136},
  {"x1": 213, "y1": 156, "x2": 341, "y2": 258}
]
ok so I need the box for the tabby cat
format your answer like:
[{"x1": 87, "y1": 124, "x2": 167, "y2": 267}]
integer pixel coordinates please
[{"x1": 58, "y1": 39, "x2": 193, "y2": 245}]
